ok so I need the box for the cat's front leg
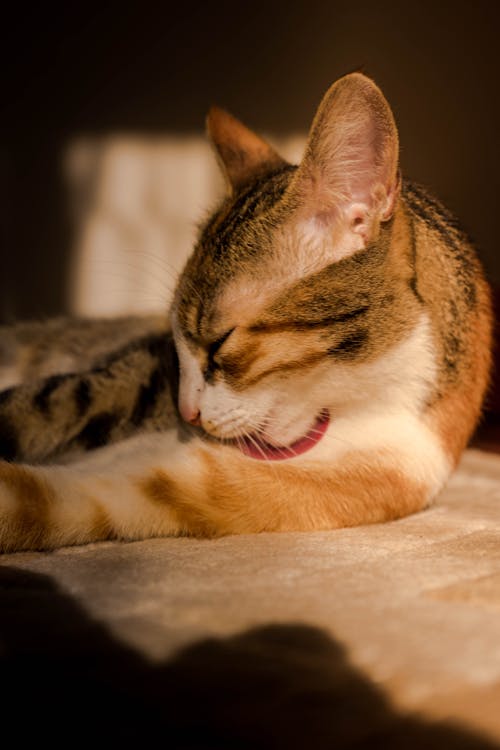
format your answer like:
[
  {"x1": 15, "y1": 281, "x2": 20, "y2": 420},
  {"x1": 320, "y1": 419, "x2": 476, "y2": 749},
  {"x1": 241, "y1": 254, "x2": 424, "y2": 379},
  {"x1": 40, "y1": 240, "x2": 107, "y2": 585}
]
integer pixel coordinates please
[
  {"x1": 0, "y1": 431, "x2": 188, "y2": 552},
  {"x1": 0, "y1": 428, "x2": 448, "y2": 552}
]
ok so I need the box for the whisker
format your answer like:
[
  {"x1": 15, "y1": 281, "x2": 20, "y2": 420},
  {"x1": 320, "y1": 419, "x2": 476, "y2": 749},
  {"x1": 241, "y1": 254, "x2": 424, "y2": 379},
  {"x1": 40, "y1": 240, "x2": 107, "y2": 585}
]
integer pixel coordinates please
[
  {"x1": 84, "y1": 263, "x2": 176, "y2": 301},
  {"x1": 241, "y1": 420, "x2": 305, "y2": 465},
  {"x1": 82, "y1": 254, "x2": 203, "y2": 306},
  {"x1": 124, "y1": 250, "x2": 203, "y2": 304},
  {"x1": 238, "y1": 429, "x2": 286, "y2": 489},
  {"x1": 245, "y1": 432, "x2": 271, "y2": 463},
  {"x1": 259, "y1": 418, "x2": 357, "y2": 452},
  {"x1": 305, "y1": 427, "x2": 356, "y2": 449}
]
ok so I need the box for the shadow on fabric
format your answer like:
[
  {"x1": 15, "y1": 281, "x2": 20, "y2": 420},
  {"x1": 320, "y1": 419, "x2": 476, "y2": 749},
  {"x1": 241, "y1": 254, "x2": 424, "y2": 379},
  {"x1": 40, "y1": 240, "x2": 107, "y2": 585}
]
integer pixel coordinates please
[{"x1": 0, "y1": 565, "x2": 497, "y2": 749}]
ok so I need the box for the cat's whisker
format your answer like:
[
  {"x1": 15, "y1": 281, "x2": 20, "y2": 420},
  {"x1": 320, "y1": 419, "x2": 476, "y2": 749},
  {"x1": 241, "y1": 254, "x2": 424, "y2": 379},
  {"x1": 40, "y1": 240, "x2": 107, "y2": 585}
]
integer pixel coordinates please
[
  {"x1": 131, "y1": 254, "x2": 204, "y2": 305},
  {"x1": 238, "y1": 430, "x2": 287, "y2": 488},
  {"x1": 124, "y1": 248, "x2": 183, "y2": 273},
  {"x1": 276, "y1": 444, "x2": 298, "y2": 460},
  {"x1": 300, "y1": 429, "x2": 357, "y2": 450},
  {"x1": 234, "y1": 432, "x2": 275, "y2": 485},
  {"x1": 90, "y1": 249, "x2": 204, "y2": 306},
  {"x1": 88, "y1": 262, "x2": 177, "y2": 301},
  {"x1": 240, "y1": 430, "x2": 280, "y2": 472},
  {"x1": 243, "y1": 420, "x2": 309, "y2": 463},
  {"x1": 257, "y1": 419, "x2": 357, "y2": 452},
  {"x1": 244, "y1": 432, "x2": 272, "y2": 463},
  {"x1": 94, "y1": 258, "x2": 177, "y2": 287},
  {"x1": 93, "y1": 244, "x2": 185, "y2": 283},
  {"x1": 123, "y1": 250, "x2": 204, "y2": 304}
]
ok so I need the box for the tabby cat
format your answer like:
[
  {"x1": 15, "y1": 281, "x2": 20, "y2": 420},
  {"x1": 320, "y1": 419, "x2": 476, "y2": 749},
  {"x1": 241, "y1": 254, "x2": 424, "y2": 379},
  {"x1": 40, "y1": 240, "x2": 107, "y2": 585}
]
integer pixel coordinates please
[{"x1": 0, "y1": 73, "x2": 492, "y2": 552}]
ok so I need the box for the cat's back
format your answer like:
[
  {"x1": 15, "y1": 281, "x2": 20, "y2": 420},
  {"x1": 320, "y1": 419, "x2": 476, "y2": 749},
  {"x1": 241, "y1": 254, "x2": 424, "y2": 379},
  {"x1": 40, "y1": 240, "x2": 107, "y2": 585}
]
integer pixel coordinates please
[
  {"x1": 0, "y1": 314, "x2": 166, "y2": 391},
  {"x1": 401, "y1": 181, "x2": 492, "y2": 461}
]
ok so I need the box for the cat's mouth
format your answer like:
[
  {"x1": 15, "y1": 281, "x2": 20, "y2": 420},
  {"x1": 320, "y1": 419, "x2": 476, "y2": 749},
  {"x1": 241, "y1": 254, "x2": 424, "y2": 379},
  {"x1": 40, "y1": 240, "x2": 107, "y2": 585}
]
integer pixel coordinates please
[{"x1": 234, "y1": 410, "x2": 330, "y2": 461}]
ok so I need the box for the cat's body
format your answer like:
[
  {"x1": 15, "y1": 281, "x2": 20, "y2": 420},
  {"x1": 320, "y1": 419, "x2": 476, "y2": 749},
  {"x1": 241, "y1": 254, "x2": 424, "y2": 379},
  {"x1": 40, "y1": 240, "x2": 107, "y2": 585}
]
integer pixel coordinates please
[
  {"x1": 0, "y1": 314, "x2": 166, "y2": 391},
  {"x1": 0, "y1": 73, "x2": 492, "y2": 552}
]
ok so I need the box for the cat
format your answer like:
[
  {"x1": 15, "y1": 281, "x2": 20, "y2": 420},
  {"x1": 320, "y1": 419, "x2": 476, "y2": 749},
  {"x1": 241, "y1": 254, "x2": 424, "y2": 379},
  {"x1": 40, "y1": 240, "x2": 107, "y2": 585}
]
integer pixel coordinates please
[
  {"x1": 0, "y1": 314, "x2": 165, "y2": 392},
  {"x1": 0, "y1": 72, "x2": 492, "y2": 552}
]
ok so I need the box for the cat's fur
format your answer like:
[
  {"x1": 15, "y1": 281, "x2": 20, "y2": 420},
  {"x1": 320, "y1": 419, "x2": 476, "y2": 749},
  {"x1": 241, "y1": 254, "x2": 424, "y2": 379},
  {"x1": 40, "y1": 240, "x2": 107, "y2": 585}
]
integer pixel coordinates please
[
  {"x1": 0, "y1": 73, "x2": 492, "y2": 552},
  {"x1": 0, "y1": 314, "x2": 165, "y2": 390}
]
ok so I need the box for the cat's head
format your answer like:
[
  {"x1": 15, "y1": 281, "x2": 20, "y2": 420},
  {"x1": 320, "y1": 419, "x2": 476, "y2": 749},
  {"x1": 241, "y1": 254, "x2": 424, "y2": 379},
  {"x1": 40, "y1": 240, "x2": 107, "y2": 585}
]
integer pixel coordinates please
[{"x1": 171, "y1": 73, "x2": 409, "y2": 460}]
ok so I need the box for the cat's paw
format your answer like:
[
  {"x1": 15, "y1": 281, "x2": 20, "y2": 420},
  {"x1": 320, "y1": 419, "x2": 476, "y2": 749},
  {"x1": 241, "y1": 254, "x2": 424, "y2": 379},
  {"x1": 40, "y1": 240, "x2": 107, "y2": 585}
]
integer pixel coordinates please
[
  {"x1": 0, "y1": 461, "x2": 50, "y2": 553},
  {"x1": 0, "y1": 461, "x2": 17, "y2": 551}
]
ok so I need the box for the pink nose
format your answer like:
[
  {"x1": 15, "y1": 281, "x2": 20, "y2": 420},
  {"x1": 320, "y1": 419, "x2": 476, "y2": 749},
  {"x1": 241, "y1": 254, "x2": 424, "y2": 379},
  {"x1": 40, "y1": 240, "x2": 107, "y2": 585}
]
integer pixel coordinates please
[
  {"x1": 179, "y1": 403, "x2": 201, "y2": 426},
  {"x1": 188, "y1": 411, "x2": 201, "y2": 426}
]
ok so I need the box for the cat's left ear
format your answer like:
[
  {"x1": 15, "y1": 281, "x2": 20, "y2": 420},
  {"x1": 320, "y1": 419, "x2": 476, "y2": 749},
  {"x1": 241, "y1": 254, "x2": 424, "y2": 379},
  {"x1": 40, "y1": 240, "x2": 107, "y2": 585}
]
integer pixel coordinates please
[
  {"x1": 287, "y1": 72, "x2": 400, "y2": 256},
  {"x1": 207, "y1": 106, "x2": 287, "y2": 195}
]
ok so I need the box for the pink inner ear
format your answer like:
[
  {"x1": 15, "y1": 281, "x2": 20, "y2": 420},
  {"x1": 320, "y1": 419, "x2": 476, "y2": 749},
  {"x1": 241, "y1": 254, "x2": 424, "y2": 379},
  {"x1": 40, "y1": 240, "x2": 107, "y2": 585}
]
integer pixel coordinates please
[
  {"x1": 289, "y1": 74, "x2": 399, "y2": 231},
  {"x1": 342, "y1": 201, "x2": 373, "y2": 243},
  {"x1": 349, "y1": 205, "x2": 368, "y2": 226}
]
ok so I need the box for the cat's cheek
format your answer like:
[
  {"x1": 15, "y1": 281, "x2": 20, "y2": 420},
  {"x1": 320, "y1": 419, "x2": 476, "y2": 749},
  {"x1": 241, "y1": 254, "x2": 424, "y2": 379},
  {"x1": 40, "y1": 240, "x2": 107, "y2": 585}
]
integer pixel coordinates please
[
  {"x1": 198, "y1": 382, "x2": 270, "y2": 439},
  {"x1": 263, "y1": 407, "x2": 320, "y2": 448},
  {"x1": 198, "y1": 382, "x2": 244, "y2": 436}
]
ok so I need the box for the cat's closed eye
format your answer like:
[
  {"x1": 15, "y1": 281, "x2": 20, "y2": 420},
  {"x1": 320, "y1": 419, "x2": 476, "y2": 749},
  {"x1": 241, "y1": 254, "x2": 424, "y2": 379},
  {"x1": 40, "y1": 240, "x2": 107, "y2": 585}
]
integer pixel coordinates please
[
  {"x1": 204, "y1": 327, "x2": 236, "y2": 377},
  {"x1": 207, "y1": 327, "x2": 235, "y2": 359}
]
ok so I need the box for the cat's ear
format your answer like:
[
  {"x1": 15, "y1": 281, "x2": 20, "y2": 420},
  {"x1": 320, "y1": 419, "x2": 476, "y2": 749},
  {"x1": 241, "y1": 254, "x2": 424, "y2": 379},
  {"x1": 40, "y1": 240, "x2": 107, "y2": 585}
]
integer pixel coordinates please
[
  {"x1": 288, "y1": 73, "x2": 400, "y2": 257},
  {"x1": 207, "y1": 106, "x2": 287, "y2": 195}
]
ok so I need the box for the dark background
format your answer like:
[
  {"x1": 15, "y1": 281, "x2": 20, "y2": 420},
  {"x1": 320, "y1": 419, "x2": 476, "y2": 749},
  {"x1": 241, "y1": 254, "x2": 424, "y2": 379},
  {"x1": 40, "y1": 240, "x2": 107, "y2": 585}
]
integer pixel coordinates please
[{"x1": 3, "y1": 0, "x2": 500, "y2": 322}]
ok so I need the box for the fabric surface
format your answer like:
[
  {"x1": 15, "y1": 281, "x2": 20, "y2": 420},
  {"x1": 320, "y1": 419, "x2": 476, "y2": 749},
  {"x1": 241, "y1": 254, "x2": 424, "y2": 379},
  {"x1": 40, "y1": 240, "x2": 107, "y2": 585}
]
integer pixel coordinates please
[{"x1": 2, "y1": 448, "x2": 500, "y2": 747}]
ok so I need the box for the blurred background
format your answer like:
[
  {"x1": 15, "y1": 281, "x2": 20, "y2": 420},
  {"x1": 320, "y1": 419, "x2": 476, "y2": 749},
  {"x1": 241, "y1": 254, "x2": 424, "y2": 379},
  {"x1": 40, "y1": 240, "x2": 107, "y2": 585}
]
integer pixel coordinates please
[{"x1": 3, "y1": 0, "x2": 500, "y2": 323}]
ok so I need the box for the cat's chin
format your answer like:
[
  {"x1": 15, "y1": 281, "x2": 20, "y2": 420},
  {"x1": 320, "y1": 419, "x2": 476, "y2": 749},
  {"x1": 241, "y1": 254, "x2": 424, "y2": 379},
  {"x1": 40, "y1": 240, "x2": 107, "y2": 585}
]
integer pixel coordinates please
[{"x1": 234, "y1": 410, "x2": 330, "y2": 461}]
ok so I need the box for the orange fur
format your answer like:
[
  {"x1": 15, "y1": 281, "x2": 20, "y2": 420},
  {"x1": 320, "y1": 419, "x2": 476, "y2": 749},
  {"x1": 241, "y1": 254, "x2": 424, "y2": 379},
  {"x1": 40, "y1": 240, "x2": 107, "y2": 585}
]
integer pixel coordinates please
[
  {"x1": 0, "y1": 462, "x2": 54, "y2": 551},
  {"x1": 137, "y1": 448, "x2": 428, "y2": 537},
  {"x1": 89, "y1": 501, "x2": 116, "y2": 542}
]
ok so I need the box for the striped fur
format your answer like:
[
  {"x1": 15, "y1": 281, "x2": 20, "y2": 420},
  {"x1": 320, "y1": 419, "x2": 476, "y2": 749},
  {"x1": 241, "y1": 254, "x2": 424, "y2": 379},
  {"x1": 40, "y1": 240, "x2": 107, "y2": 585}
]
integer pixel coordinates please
[
  {"x1": 0, "y1": 331, "x2": 178, "y2": 463},
  {"x1": 0, "y1": 72, "x2": 492, "y2": 552},
  {"x1": 0, "y1": 314, "x2": 165, "y2": 390}
]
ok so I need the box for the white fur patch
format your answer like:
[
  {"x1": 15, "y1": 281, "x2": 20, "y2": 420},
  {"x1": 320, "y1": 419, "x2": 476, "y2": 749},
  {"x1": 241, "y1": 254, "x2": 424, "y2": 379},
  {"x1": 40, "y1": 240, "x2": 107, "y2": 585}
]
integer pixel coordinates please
[
  {"x1": 324, "y1": 313, "x2": 438, "y2": 417},
  {"x1": 288, "y1": 313, "x2": 451, "y2": 495},
  {"x1": 309, "y1": 411, "x2": 451, "y2": 499}
]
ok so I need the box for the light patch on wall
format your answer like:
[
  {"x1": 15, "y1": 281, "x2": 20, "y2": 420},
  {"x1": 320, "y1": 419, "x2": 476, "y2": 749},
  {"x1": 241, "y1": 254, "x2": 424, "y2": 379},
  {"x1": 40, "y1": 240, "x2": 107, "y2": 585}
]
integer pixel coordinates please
[{"x1": 64, "y1": 134, "x2": 306, "y2": 318}]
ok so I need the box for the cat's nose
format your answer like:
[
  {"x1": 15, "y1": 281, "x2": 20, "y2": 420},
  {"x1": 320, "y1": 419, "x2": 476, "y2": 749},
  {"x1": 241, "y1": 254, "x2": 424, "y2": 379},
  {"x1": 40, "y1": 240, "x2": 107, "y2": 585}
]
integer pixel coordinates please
[
  {"x1": 187, "y1": 410, "x2": 201, "y2": 427},
  {"x1": 179, "y1": 402, "x2": 202, "y2": 426}
]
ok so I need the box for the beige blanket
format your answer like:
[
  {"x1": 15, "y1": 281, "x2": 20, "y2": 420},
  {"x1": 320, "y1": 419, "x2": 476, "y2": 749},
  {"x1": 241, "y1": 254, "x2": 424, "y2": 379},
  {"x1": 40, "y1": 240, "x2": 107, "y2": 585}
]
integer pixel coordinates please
[{"x1": 2, "y1": 448, "x2": 500, "y2": 747}]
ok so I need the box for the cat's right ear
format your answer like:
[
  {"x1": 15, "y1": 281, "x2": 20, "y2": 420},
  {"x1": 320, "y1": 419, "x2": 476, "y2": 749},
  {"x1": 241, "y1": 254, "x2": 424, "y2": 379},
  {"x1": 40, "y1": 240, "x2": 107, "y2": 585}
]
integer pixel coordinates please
[{"x1": 206, "y1": 106, "x2": 287, "y2": 195}]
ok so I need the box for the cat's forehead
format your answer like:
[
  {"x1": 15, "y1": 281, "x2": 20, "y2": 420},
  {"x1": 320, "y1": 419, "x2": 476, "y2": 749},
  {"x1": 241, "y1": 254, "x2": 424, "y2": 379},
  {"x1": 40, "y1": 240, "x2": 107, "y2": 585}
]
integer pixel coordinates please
[
  {"x1": 203, "y1": 164, "x2": 297, "y2": 258},
  {"x1": 173, "y1": 162, "x2": 381, "y2": 340},
  {"x1": 174, "y1": 166, "x2": 297, "y2": 332}
]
